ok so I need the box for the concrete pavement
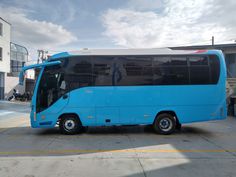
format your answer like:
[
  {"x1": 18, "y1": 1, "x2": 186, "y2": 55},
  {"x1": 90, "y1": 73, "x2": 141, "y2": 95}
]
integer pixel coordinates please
[
  {"x1": 0, "y1": 101, "x2": 236, "y2": 177},
  {"x1": 0, "y1": 101, "x2": 30, "y2": 120}
]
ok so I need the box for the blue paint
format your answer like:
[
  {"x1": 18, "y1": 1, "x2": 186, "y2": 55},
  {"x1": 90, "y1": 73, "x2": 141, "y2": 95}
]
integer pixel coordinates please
[
  {"x1": 49, "y1": 52, "x2": 70, "y2": 60},
  {"x1": 23, "y1": 50, "x2": 227, "y2": 129},
  {"x1": 19, "y1": 61, "x2": 61, "y2": 85}
]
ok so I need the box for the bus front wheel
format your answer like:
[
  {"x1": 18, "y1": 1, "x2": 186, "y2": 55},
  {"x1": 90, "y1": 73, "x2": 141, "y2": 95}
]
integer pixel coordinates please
[
  {"x1": 153, "y1": 113, "x2": 176, "y2": 135},
  {"x1": 59, "y1": 115, "x2": 82, "y2": 135}
]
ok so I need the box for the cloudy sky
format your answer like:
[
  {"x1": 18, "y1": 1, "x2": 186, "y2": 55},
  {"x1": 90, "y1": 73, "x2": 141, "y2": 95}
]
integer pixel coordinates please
[{"x1": 0, "y1": 0, "x2": 236, "y2": 60}]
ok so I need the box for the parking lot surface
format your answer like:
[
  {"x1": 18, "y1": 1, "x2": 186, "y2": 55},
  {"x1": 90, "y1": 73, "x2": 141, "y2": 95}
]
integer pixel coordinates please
[{"x1": 0, "y1": 101, "x2": 236, "y2": 177}]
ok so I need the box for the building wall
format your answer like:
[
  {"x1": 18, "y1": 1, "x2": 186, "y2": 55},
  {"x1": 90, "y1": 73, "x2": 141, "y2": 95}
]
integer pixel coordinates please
[
  {"x1": 225, "y1": 54, "x2": 236, "y2": 78},
  {"x1": 4, "y1": 43, "x2": 29, "y2": 99},
  {"x1": 0, "y1": 18, "x2": 11, "y2": 73},
  {"x1": 0, "y1": 72, "x2": 4, "y2": 99},
  {"x1": 5, "y1": 75, "x2": 25, "y2": 97},
  {"x1": 0, "y1": 18, "x2": 11, "y2": 99}
]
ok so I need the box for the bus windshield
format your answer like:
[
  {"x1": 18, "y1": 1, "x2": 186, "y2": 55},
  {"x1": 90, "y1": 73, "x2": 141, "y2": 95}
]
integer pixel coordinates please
[{"x1": 36, "y1": 65, "x2": 66, "y2": 112}]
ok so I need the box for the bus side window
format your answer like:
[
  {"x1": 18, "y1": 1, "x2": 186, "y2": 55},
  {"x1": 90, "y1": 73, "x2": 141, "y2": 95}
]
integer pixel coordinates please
[
  {"x1": 65, "y1": 56, "x2": 93, "y2": 91},
  {"x1": 117, "y1": 56, "x2": 153, "y2": 86},
  {"x1": 93, "y1": 56, "x2": 113, "y2": 86},
  {"x1": 209, "y1": 55, "x2": 220, "y2": 84},
  {"x1": 189, "y1": 56, "x2": 210, "y2": 84},
  {"x1": 153, "y1": 56, "x2": 189, "y2": 85}
]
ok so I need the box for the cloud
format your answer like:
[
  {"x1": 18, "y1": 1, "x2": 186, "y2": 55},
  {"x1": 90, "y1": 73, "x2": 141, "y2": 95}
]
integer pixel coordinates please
[
  {"x1": 102, "y1": 0, "x2": 236, "y2": 48},
  {"x1": 0, "y1": 7, "x2": 77, "y2": 49},
  {"x1": 126, "y1": 0, "x2": 164, "y2": 11}
]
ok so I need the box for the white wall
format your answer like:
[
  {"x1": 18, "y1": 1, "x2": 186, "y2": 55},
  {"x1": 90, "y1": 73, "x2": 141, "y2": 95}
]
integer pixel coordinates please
[
  {"x1": 4, "y1": 74, "x2": 25, "y2": 99},
  {"x1": 0, "y1": 18, "x2": 11, "y2": 73}
]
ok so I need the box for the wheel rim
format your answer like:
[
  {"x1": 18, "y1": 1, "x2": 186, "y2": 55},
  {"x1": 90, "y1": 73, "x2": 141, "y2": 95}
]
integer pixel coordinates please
[
  {"x1": 159, "y1": 117, "x2": 173, "y2": 132},
  {"x1": 64, "y1": 119, "x2": 76, "y2": 131}
]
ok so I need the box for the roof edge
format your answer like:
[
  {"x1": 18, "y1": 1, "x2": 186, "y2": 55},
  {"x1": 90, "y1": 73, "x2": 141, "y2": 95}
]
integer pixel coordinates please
[
  {"x1": 0, "y1": 17, "x2": 11, "y2": 25},
  {"x1": 171, "y1": 43, "x2": 236, "y2": 49}
]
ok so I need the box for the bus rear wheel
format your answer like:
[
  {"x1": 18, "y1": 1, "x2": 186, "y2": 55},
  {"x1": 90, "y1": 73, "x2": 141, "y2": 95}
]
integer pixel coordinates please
[
  {"x1": 153, "y1": 113, "x2": 176, "y2": 135},
  {"x1": 59, "y1": 115, "x2": 82, "y2": 135}
]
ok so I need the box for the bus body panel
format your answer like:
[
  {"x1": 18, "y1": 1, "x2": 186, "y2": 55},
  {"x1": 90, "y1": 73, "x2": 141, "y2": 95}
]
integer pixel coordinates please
[
  {"x1": 32, "y1": 85, "x2": 226, "y2": 127},
  {"x1": 28, "y1": 50, "x2": 227, "y2": 129}
]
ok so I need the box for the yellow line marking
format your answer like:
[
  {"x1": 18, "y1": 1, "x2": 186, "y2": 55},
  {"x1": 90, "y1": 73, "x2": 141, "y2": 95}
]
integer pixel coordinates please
[{"x1": 0, "y1": 149, "x2": 236, "y2": 155}]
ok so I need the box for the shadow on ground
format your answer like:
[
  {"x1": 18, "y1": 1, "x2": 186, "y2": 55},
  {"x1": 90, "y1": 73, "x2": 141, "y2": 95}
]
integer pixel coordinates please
[
  {"x1": 0, "y1": 124, "x2": 235, "y2": 177},
  {"x1": 0, "y1": 125, "x2": 214, "y2": 157}
]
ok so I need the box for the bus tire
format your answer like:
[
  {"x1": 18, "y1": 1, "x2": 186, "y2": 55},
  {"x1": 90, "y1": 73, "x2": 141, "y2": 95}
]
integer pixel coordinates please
[
  {"x1": 59, "y1": 115, "x2": 82, "y2": 135},
  {"x1": 153, "y1": 113, "x2": 176, "y2": 135},
  {"x1": 176, "y1": 122, "x2": 182, "y2": 131}
]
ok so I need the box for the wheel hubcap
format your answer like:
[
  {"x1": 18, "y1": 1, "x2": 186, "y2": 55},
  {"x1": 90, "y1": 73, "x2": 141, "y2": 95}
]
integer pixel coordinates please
[
  {"x1": 159, "y1": 118, "x2": 172, "y2": 132},
  {"x1": 64, "y1": 119, "x2": 75, "y2": 131}
]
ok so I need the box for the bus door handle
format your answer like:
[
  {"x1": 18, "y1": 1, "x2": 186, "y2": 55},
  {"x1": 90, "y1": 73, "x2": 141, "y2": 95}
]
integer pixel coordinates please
[{"x1": 63, "y1": 94, "x2": 68, "y2": 99}]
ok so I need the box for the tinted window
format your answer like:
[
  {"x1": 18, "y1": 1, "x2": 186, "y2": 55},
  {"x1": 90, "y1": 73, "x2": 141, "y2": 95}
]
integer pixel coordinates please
[
  {"x1": 153, "y1": 56, "x2": 189, "y2": 85},
  {"x1": 153, "y1": 66, "x2": 189, "y2": 85},
  {"x1": 189, "y1": 56, "x2": 208, "y2": 65},
  {"x1": 93, "y1": 56, "x2": 114, "y2": 86},
  {"x1": 42, "y1": 54, "x2": 220, "y2": 95},
  {"x1": 65, "y1": 56, "x2": 93, "y2": 90},
  {"x1": 189, "y1": 56, "x2": 210, "y2": 84},
  {"x1": 153, "y1": 56, "x2": 171, "y2": 66},
  {"x1": 153, "y1": 56, "x2": 187, "y2": 66},
  {"x1": 209, "y1": 55, "x2": 220, "y2": 84},
  {"x1": 116, "y1": 56, "x2": 153, "y2": 86},
  {"x1": 170, "y1": 56, "x2": 188, "y2": 65},
  {"x1": 189, "y1": 66, "x2": 210, "y2": 84}
]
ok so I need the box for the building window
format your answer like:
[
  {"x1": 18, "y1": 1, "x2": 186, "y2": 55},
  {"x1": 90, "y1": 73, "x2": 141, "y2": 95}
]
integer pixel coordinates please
[
  {"x1": 0, "y1": 47, "x2": 2, "y2": 61},
  {"x1": 9, "y1": 43, "x2": 28, "y2": 77},
  {"x1": 0, "y1": 23, "x2": 2, "y2": 36},
  {"x1": 10, "y1": 60, "x2": 25, "y2": 76}
]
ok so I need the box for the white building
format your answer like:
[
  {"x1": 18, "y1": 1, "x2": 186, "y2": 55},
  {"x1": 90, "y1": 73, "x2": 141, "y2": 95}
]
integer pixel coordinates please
[
  {"x1": 0, "y1": 17, "x2": 28, "y2": 100},
  {"x1": 0, "y1": 17, "x2": 11, "y2": 99}
]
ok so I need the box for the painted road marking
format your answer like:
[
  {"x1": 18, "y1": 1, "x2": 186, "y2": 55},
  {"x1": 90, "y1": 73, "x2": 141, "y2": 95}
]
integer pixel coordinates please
[{"x1": 0, "y1": 149, "x2": 236, "y2": 155}]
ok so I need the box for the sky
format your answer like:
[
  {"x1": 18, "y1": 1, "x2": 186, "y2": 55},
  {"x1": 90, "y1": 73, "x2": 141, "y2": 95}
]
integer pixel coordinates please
[{"x1": 0, "y1": 0, "x2": 236, "y2": 60}]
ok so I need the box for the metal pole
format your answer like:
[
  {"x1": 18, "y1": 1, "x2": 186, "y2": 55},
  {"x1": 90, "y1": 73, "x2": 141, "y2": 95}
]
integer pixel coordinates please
[{"x1": 212, "y1": 36, "x2": 214, "y2": 46}]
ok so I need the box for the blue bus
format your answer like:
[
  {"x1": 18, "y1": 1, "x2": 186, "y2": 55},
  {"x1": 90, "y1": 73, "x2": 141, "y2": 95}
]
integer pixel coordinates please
[{"x1": 19, "y1": 48, "x2": 227, "y2": 135}]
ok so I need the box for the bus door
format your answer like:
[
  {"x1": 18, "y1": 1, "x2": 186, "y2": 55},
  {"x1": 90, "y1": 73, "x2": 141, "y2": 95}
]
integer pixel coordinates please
[
  {"x1": 93, "y1": 56, "x2": 119, "y2": 125},
  {"x1": 94, "y1": 87, "x2": 119, "y2": 126},
  {"x1": 36, "y1": 66, "x2": 70, "y2": 117}
]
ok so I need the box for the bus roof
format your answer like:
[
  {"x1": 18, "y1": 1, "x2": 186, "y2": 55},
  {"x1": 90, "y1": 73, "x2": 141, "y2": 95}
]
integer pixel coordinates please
[{"x1": 50, "y1": 48, "x2": 218, "y2": 60}]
